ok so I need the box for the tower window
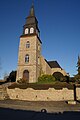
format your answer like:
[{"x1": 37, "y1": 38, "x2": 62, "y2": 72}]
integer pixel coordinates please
[
  {"x1": 30, "y1": 27, "x2": 34, "y2": 33},
  {"x1": 25, "y1": 54, "x2": 29, "y2": 63},
  {"x1": 25, "y1": 28, "x2": 29, "y2": 34},
  {"x1": 26, "y1": 41, "x2": 30, "y2": 48}
]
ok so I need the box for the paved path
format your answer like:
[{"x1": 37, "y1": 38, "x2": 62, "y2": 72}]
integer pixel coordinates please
[{"x1": 0, "y1": 100, "x2": 80, "y2": 113}]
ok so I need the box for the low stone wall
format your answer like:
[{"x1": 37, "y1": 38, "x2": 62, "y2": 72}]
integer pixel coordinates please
[
  {"x1": 7, "y1": 88, "x2": 74, "y2": 101},
  {"x1": 0, "y1": 85, "x2": 9, "y2": 100},
  {"x1": 76, "y1": 88, "x2": 80, "y2": 100}
]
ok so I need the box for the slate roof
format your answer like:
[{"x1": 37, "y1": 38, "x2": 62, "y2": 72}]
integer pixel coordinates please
[{"x1": 47, "y1": 60, "x2": 62, "y2": 68}]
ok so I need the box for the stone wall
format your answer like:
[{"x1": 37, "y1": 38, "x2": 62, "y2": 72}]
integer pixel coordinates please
[
  {"x1": 51, "y1": 68, "x2": 68, "y2": 76},
  {"x1": 0, "y1": 84, "x2": 79, "y2": 101},
  {"x1": 16, "y1": 35, "x2": 41, "y2": 83},
  {"x1": 41, "y1": 56, "x2": 51, "y2": 75},
  {"x1": 40, "y1": 56, "x2": 68, "y2": 77},
  {"x1": 76, "y1": 87, "x2": 80, "y2": 100},
  {"x1": 0, "y1": 85, "x2": 9, "y2": 100},
  {"x1": 7, "y1": 88, "x2": 75, "y2": 101}
]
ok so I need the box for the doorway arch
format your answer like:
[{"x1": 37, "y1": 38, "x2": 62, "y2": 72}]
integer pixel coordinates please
[
  {"x1": 53, "y1": 72, "x2": 64, "y2": 81},
  {"x1": 23, "y1": 70, "x2": 29, "y2": 82}
]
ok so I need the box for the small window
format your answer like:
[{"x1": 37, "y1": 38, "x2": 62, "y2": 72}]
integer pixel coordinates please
[
  {"x1": 30, "y1": 27, "x2": 34, "y2": 33},
  {"x1": 26, "y1": 41, "x2": 30, "y2": 48},
  {"x1": 25, "y1": 54, "x2": 29, "y2": 63}
]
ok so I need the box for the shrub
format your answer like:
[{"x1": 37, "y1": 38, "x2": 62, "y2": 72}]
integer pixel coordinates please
[
  {"x1": 74, "y1": 74, "x2": 80, "y2": 84},
  {"x1": 69, "y1": 77, "x2": 76, "y2": 83},
  {"x1": 59, "y1": 76, "x2": 67, "y2": 82},
  {"x1": 38, "y1": 74, "x2": 55, "y2": 84},
  {"x1": 60, "y1": 76, "x2": 70, "y2": 83},
  {"x1": 17, "y1": 78, "x2": 28, "y2": 84}
]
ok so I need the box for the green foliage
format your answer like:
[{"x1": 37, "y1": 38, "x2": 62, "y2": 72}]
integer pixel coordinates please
[
  {"x1": 7, "y1": 71, "x2": 17, "y2": 82},
  {"x1": 74, "y1": 56, "x2": 80, "y2": 83},
  {"x1": 59, "y1": 76, "x2": 67, "y2": 82},
  {"x1": 60, "y1": 76, "x2": 70, "y2": 83},
  {"x1": 53, "y1": 72, "x2": 70, "y2": 83},
  {"x1": 74, "y1": 74, "x2": 80, "y2": 83},
  {"x1": 77, "y1": 55, "x2": 80, "y2": 70},
  {"x1": 69, "y1": 77, "x2": 76, "y2": 83},
  {"x1": 38, "y1": 74, "x2": 56, "y2": 84}
]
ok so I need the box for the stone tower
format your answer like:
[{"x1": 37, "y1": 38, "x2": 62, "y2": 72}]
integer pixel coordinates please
[{"x1": 16, "y1": 4, "x2": 42, "y2": 83}]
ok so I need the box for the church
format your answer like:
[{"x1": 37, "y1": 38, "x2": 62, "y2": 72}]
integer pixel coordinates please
[{"x1": 16, "y1": 4, "x2": 68, "y2": 83}]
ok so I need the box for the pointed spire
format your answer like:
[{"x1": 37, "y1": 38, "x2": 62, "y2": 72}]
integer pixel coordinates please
[{"x1": 29, "y1": 0, "x2": 35, "y2": 16}]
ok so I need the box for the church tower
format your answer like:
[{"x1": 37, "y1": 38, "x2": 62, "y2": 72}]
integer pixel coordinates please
[{"x1": 16, "y1": 4, "x2": 42, "y2": 83}]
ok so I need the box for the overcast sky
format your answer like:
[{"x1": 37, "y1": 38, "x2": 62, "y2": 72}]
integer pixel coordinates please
[{"x1": 0, "y1": 0, "x2": 80, "y2": 79}]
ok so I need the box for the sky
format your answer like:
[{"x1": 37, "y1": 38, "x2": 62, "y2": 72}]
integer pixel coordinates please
[{"x1": 0, "y1": 0, "x2": 80, "y2": 79}]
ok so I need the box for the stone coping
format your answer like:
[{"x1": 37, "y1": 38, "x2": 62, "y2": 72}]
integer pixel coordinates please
[{"x1": 67, "y1": 100, "x2": 77, "y2": 105}]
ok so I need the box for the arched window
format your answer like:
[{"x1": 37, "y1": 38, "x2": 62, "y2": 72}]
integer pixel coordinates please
[
  {"x1": 30, "y1": 27, "x2": 34, "y2": 33},
  {"x1": 26, "y1": 41, "x2": 30, "y2": 48},
  {"x1": 25, "y1": 28, "x2": 29, "y2": 34},
  {"x1": 25, "y1": 54, "x2": 29, "y2": 63}
]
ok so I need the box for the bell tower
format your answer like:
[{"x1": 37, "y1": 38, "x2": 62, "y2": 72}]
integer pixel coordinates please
[
  {"x1": 16, "y1": 4, "x2": 42, "y2": 83},
  {"x1": 23, "y1": 3, "x2": 40, "y2": 37}
]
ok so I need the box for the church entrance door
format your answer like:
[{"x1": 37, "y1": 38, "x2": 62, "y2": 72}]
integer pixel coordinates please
[{"x1": 23, "y1": 70, "x2": 29, "y2": 82}]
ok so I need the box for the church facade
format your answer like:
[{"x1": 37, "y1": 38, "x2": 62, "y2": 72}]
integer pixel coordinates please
[{"x1": 16, "y1": 4, "x2": 68, "y2": 83}]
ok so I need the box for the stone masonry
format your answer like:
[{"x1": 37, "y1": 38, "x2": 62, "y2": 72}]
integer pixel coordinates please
[
  {"x1": 16, "y1": 4, "x2": 68, "y2": 83},
  {"x1": 7, "y1": 87, "x2": 74, "y2": 101}
]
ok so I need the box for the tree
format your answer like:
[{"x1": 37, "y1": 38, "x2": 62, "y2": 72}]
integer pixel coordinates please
[
  {"x1": 77, "y1": 55, "x2": 80, "y2": 73},
  {"x1": 74, "y1": 55, "x2": 80, "y2": 83},
  {"x1": 8, "y1": 71, "x2": 17, "y2": 82}
]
